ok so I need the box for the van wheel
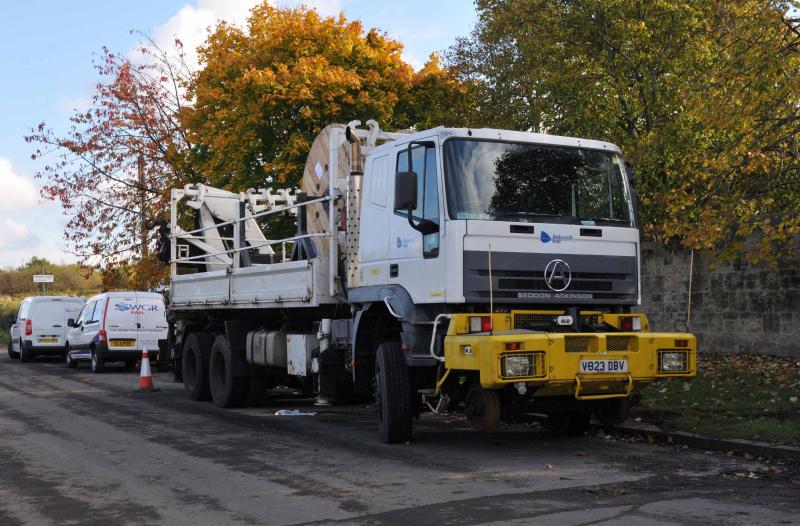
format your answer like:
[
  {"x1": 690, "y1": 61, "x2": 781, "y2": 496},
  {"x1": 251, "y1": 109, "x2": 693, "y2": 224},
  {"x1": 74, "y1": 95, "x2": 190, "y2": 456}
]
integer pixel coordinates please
[
  {"x1": 7, "y1": 341, "x2": 20, "y2": 359},
  {"x1": 19, "y1": 341, "x2": 33, "y2": 363},
  {"x1": 91, "y1": 349, "x2": 105, "y2": 373},
  {"x1": 374, "y1": 341, "x2": 413, "y2": 444},
  {"x1": 182, "y1": 332, "x2": 213, "y2": 401},
  {"x1": 65, "y1": 347, "x2": 77, "y2": 369},
  {"x1": 208, "y1": 335, "x2": 248, "y2": 408},
  {"x1": 465, "y1": 386, "x2": 501, "y2": 434}
]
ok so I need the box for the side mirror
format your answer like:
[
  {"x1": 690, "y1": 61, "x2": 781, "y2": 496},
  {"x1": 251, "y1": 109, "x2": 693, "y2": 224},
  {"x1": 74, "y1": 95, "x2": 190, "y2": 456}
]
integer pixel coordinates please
[
  {"x1": 394, "y1": 171, "x2": 418, "y2": 211},
  {"x1": 624, "y1": 162, "x2": 636, "y2": 189},
  {"x1": 5, "y1": 314, "x2": 14, "y2": 325},
  {"x1": 67, "y1": 318, "x2": 76, "y2": 328}
]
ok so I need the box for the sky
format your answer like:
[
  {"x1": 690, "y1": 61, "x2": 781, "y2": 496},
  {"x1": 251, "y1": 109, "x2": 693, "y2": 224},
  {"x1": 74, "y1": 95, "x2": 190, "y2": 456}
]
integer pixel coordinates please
[{"x1": 0, "y1": 0, "x2": 478, "y2": 269}]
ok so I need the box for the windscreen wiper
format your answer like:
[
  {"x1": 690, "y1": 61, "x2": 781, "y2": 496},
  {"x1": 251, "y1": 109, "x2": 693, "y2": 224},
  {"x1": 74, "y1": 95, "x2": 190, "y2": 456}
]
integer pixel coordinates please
[{"x1": 577, "y1": 216, "x2": 629, "y2": 224}]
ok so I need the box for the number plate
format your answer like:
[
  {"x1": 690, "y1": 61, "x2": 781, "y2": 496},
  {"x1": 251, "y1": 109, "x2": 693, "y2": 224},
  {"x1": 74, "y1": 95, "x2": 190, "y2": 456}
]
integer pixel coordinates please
[
  {"x1": 110, "y1": 340, "x2": 135, "y2": 348},
  {"x1": 38, "y1": 337, "x2": 58, "y2": 344},
  {"x1": 580, "y1": 359, "x2": 628, "y2": 374}
]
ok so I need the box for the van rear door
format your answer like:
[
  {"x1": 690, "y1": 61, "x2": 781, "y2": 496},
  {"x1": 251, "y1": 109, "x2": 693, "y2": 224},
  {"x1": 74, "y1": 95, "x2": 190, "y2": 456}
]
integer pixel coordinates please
[
  {"x1": 135, "y1": 293, "x2": 167, "y2": 352},
  {"x1": 32, "y1": 299, "x2": 67, "y2": 347},
  {"x1": 105, "y1": 294, "x2": 139, "y2": 349}
]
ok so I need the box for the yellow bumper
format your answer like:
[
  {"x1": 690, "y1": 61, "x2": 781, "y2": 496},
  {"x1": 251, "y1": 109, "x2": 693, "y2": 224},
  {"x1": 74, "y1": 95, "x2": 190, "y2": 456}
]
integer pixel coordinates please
[{"x1": 443, "y1": 312, "x2": 697, "y2": 399}]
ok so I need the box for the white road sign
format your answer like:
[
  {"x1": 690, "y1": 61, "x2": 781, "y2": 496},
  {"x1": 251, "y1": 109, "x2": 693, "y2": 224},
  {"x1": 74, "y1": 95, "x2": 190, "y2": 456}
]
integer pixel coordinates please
[{"x1": 33, "y1": 274, "x2": 54, "y2": 283}]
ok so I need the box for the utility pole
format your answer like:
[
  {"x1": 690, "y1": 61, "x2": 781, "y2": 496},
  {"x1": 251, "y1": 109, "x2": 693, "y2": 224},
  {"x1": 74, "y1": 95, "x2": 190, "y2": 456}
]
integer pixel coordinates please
[{"x1": 41, "y1": 265, "x2": 45, "y2": 295}]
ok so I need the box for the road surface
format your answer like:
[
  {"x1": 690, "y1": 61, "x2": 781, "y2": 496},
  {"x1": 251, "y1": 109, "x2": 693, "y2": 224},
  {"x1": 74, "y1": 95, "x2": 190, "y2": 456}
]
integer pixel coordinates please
[{"x1": 0, "y1": 347, "x2": 797, "y2": 525}]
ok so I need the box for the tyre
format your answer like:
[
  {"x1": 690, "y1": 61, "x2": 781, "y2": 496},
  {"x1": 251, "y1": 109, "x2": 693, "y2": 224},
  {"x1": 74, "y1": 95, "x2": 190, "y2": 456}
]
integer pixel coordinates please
[
  {"x1": 374, "y1": 341, "x2": 413, "y2": 444},
  {"x1": 19, "y1": 341, "x2": 33, "y2": 363},
  {"x1": 182, "y1": 332, "x2": 213, "y2": 401},
  {"x1": 65, "y1": 347, "x2": 77, "y2": 369},
  {"x1": 465, "y1": 386, "x2": 501, "y2": 434},
  {"x1": 596, "y1": 397, "x2": 632, "y2": 426},
  {"x1": 90, "y1": 348, "x2": 105, "y2": 373},
  {"x1": 242, "y1": 376, "x2": 273, "y2": 407},
  {"x1": 7, "y1": 340, "x2": 20, "y2": 359},
  {"x1": 208, "y1": 335, "x2": 248, "y2": 408},
  {"x1": 548, "y1": 411, "x2": 591, "y2": 436}
]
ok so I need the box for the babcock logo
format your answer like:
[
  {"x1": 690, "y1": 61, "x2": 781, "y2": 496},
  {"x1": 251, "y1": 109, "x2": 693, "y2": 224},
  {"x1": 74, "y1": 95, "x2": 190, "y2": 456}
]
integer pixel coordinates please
[{"x1": 539, "y1": 230, "x2": 574, "y2": 244}]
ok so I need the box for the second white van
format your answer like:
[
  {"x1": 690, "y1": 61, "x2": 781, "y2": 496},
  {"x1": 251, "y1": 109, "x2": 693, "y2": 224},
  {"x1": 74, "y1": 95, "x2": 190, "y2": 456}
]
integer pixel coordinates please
[
  {"x1": 65, "y1": 291, "x2": 168, "y2": 373},
  {"x1": 8, "y1": 296, "x2": 85, "y2": 362}
]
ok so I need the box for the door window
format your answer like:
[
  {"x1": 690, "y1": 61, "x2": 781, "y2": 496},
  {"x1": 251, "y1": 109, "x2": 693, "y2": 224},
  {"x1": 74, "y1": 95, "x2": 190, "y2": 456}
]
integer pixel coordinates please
[
  {"x1": 18, "y1": 301, "x2": 30, "y2": 321},
  {"x1": 89, "y1": 299, "x2": 104, "y2": 325},
  {"x1": 396, "y1": 145, "x2": 440, "y2": 258}
]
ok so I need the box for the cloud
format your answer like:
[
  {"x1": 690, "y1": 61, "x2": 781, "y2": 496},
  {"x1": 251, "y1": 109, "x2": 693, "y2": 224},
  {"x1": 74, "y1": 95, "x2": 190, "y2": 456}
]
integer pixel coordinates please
[
  {"x1": 0, "y1": 218, "x2": 38, "y2": 250},
  {"x1": 0, "y1": 157, "x2": 38, "y2": 212}
]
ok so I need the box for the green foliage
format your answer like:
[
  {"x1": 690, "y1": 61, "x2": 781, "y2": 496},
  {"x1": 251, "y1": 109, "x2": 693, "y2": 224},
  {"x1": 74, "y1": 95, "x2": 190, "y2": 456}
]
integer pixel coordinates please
[
  {"x1": 0, "y1": 258, "x2": 102, "y2": 297},
  {"x1": 638, "y1": 353, "x2": 800, "y2": 445},
  {"x1": 185, "y1": 5, "x2": 472, "y2": 192},
  {"x1": 449, "y1": 0, "x2": 800, "y2": 263}
]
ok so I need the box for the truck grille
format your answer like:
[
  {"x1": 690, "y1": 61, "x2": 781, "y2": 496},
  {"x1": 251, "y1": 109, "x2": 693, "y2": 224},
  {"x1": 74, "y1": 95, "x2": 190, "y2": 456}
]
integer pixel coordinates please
[
  {"x1": 463, "y1": 251, "x2": 638, "y2": 305},
  {"x1": 607, "y1": 335, "x2": 635, "y2": 352}
]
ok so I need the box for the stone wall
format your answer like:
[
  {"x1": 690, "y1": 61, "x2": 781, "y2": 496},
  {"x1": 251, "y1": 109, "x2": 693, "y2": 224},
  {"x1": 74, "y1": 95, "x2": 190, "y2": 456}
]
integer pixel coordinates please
[{"x1": 637, "y1": 242, "x2": 799, "y2": 357}]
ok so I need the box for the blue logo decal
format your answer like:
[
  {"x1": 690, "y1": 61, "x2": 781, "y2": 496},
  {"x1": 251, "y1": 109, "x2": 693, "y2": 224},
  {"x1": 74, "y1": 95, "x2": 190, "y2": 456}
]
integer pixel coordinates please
[
  {"x1": 539, "y1": 230, "x2": 573, "y2": 244},
  {"x1": 396, "y1": 237, "x2": 403, "y2": 248}
]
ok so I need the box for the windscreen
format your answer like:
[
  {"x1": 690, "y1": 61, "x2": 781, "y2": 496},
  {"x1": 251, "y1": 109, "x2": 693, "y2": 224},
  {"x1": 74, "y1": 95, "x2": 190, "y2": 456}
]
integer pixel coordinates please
[{"x1": 443, "y1": 139, "x2": 634, "y2": 226}]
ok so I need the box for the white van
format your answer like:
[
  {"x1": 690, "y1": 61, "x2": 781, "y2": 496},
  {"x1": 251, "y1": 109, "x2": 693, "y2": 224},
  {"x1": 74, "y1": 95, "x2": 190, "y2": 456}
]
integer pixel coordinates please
[
  {"x1": 8, "y1": 296, "x2": 85, "y2": 362},
  {"x1": 65, "y1": 291, "x2": 168, "y2": 373}
]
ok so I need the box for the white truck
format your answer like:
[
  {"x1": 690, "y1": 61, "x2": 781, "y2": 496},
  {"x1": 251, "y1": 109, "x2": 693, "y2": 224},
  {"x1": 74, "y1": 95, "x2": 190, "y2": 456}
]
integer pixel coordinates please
[{"x1": 156, "y1": 121, "x2": 697, "y2": 443}]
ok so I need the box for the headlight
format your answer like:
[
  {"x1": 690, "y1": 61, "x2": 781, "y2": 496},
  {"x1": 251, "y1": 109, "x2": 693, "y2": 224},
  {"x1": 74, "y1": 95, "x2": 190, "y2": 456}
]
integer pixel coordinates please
[
  {"x1": 658, "y1": 350, "x2": 689, "y2": 373},
  {"x1": 500, "y1": 352, "x2": 544, "y2": 379}
]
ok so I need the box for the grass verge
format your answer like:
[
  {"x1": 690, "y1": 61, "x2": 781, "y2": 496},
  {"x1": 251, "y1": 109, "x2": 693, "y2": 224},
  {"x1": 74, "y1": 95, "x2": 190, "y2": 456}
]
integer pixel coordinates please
[{"x1": 635, "y1": 352, "x2": 800, "y2": 446}]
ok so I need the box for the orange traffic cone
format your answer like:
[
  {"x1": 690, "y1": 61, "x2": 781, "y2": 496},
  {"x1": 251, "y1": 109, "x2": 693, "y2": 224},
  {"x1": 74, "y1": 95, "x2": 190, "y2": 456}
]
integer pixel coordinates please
[{"x1": 134, "y1": 348, "x2": 160, "y2": 393}]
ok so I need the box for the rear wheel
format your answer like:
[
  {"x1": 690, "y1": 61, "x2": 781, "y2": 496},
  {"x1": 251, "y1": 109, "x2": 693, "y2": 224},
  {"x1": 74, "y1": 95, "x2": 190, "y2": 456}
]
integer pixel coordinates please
[
  {"x1": 182, "y1": 332, "x2": 213, "y2": 401},
  {"x1": 19, "y1": 340, "x2": 33, "y2": 363},
  {"x1": 548, "y1": 411, "x2": 591, "y2": 436},
  {"x1": 465, "y1": 386, "x2": 501, "y2": 434},
  {"x1": 208, "y1": 335, "x2": 248, "y2": 408},
  {"x1": 91, "y1": 348, "x2": 105, "y2": 373},
  {"x1": 374, "y1": 341, "x2": 413, "y2": 444}
]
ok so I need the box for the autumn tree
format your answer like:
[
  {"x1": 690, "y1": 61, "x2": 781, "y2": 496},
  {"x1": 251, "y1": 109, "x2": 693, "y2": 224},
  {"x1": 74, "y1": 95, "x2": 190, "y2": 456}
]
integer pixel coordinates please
[
  {"x1": 25, "y1": 34, "x2": 194, "y2": 287},
  {"x1": 449, "y1": 0, "x2": 800, "y2": 263},
  {"x1": 184, "y1": 5, "x2": 473, "y2": 192}
]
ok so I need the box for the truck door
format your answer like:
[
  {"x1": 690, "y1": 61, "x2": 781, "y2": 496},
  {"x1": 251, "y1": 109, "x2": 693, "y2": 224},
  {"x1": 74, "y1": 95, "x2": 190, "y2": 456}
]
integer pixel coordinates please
[
  {"x1": 388, "y1": 140, "x2": 446, "y2": 303},
  {"x1": 135, "y1": 293, "x2": 167, "y2": 352}
]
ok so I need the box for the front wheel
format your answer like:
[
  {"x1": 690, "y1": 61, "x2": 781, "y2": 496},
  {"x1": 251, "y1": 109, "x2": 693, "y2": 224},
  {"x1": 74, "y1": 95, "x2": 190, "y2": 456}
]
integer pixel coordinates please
[
  {"x1": 65, "y1": 347, "x2": 77, "y2": 369},
  {"x1": 596, "y1": 397, "x2": 632, "y2": 426},
  {"x1": 374, "y1": 341, "x2": 413, "y2": 444}
]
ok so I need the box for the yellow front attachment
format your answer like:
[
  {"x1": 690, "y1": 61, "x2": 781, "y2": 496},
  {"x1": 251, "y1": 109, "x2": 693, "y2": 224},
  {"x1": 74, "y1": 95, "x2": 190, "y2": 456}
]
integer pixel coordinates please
[{"x1": 443, "y1": 310, "x2": 696, "y2": 399}]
